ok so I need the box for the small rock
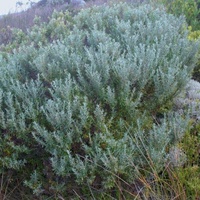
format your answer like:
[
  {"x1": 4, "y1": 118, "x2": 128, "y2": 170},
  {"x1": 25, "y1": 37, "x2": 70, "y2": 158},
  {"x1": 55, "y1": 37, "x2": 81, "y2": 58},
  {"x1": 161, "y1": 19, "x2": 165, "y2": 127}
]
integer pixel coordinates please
[{"x1": 71, "y1": 0, "x2": 86, "y2": 6}]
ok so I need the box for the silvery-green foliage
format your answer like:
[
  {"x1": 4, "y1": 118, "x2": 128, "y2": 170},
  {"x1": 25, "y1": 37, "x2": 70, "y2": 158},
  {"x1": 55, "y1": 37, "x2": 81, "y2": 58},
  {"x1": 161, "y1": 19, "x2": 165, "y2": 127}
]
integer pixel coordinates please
[
  {"x1": 0, "y1": 78, "x2": 44, "y2": 170},
  {"x1": 132, "y1": 112, "x2": 189, "y2": 171},
  {"x1": 0, "y1": 49, "x2": 45, "y2": 170},
  {"x1": 24, "y1": 170, "x2": 44, "y2": 195},
  {"x1": 0, "y1": 2, "x2": 198, "y2": 198},
  {"x1": 73, "y1": 3, "x2": 198, "y2": 111},
  {"x1": 0, "y1": 91, "x2": 29, "y2": 169}
]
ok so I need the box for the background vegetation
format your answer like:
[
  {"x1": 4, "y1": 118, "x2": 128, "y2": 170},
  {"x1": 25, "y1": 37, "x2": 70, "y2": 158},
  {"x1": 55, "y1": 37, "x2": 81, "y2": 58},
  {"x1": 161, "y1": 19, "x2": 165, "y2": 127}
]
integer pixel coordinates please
[{"x1": 0, "y1": 0, "x2": 199, "y2": 199}]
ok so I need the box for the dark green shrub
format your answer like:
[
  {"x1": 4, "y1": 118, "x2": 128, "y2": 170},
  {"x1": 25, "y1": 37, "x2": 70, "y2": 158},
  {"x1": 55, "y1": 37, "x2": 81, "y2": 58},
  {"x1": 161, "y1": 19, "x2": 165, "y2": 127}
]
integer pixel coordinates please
[
  {"x1": 187, "y1": 28, "x2": 200, "y2": 81},
  {"x1": 175, "y1": 121, "x2": 200, "y2": 199},
  {"x1": 158, "y1": 0, "x2": 200, "y2": 30}
]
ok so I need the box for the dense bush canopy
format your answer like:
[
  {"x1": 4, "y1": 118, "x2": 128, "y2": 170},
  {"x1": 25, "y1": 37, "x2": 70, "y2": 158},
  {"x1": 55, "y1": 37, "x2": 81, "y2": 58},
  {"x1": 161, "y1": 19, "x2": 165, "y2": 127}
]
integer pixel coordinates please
[{"x1": 0, "y1": 2, "x2": 199, "y2": 199}]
